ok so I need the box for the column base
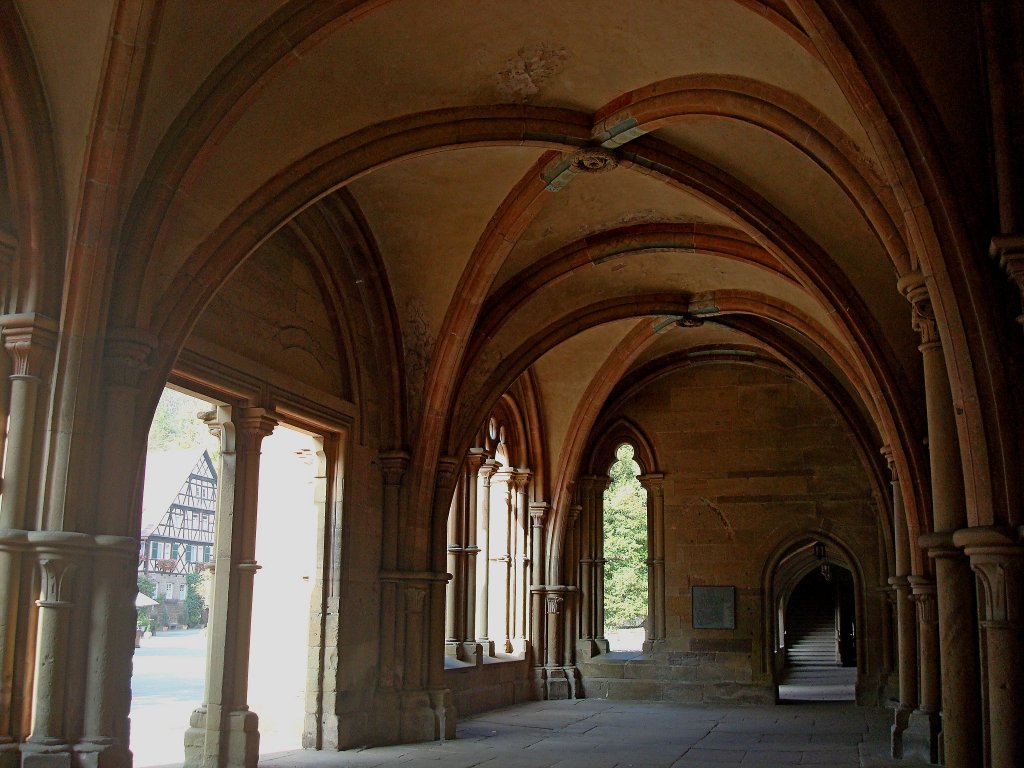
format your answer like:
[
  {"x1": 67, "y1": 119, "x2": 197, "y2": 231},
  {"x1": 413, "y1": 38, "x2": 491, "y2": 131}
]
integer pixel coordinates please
[
  {"x1": 398, "y1": 690, "x2": 454, "y2": 743},
  {"x1": 544, "y1": 667, "x2": 571, "y2": 700},
  {"x1": 19, "y1": 743, "x2": 72, "y2": 768},
  {"x1": 183, "y1": 706, "x2": 260, "y2": 768},
  {"x1": 0, "y1": 741, "x2": 19, "y2": 768},
  {"x1": 891, "y1": 703, "x2": 912, "y2": 758},
  {"x1": 73, "y1": 738, "x2": 131, "y2": 768},
  {"x1": 903, "y1": 709, "x2": 941, "y2": 765}
]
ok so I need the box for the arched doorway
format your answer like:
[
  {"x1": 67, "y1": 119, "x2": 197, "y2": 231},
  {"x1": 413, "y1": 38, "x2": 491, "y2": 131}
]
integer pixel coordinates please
[{"x1": 764, "y1": 536, "x2": 865, "y2": 704}]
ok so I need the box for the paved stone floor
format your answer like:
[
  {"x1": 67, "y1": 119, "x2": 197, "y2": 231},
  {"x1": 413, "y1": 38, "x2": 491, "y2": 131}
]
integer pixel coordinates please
[{"x1": 254, "y1": 699, "x2": 932, "y2": 768}]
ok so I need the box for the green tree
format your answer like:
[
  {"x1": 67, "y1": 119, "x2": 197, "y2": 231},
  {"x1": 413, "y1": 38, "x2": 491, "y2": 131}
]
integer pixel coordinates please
[
  {"x1": 603, "y1": 444, "x2": 648, "y2": 629},
  {"x1": 147, "y1": 387, "x2": 216, "y2": 457},
  {"x1": 184, "y1": 572, "x2": 206, "y2": 627}
]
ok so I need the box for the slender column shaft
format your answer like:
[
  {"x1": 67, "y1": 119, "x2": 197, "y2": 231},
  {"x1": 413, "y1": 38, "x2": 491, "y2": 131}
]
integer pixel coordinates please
[
  {"x1": 378, "y1": 451, "x2": 409, "y2": 690},
  {"x1": 0, "y1": 328, "x2": 44, "y2": 748},
  {"x1": 186, "y1": 407, "x2": 275, "y2": 768},
  {"x1": 639, "y1": 475, "x2": 665, "y2": 646},
  {"x1": 956, "y1": 529, "x2": 1024, "y2": 768},
  {"x1": 529, "y1": 503, "x2": 547, "y2": 667},
  {"x1": 463, "y1": 453, "x2": 485, "y2": 644},
  {"x1": 883, "y1": 448, "x2": 918, "y2": 757},
  {"x1": 545, "y1": 594, "x2": 563, "y2": 667},
  {"x1": 475, "y1": 461, "x2": 496, "y2": 643},
  {"x1": 909, "y1": 577, "x2": 941, "y2": 764},
  {"x1": 445, "y1": 483, "x2": 460, "y2": 643},
  {"x1": 511, "y1": 471, "x2": 530, "y2": 643},
  {"x1": 578, "y1": 479, "x2": 594, "y2": 640},
  {"x1": 901, "y1": 274, "x2": 981, "y2": 766},
  {"x1": 495, "y1": 472, "x2": 513, "y2": 651},
  {"x1": 563, "y1": 506, "x2": 580, "y2": 667},
  {"x1": 594, "y1": 478, "x2": 610, "y2": 643}
]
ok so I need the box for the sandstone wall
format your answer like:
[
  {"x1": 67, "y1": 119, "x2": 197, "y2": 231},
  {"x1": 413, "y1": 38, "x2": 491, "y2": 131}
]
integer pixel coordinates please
[{"x1": 582, "y1": 362, "x2": 884, "y2": 704}]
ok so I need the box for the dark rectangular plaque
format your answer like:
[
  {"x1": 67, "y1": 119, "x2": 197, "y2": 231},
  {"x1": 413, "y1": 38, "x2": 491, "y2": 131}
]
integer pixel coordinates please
[{"x1": 691, "y1": 585, "x2": 735, "y2": 629}]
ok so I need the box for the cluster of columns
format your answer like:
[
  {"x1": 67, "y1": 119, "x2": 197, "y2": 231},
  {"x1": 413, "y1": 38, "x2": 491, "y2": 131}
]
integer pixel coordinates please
[
  {"x1": 570, "y1": 472, "x2": 666, "y2": 661},
  {"x1": 885, "y1": 272, "x2": 1024, "y2": 767},
  {"x1": 444, "y1": 452, "x2": 532, "y2": 662}
]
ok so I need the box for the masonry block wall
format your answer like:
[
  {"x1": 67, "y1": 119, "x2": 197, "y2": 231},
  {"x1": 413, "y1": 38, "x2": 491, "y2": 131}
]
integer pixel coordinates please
[{"x1": 583, "y1": 362, "x2": 884, "y2": 704}]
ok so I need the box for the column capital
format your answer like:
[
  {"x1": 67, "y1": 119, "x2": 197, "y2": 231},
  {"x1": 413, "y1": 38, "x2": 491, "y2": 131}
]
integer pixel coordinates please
[
  {"x1": 1, "y1": 312, "x2": 58, "y2": 377},
  {"x1": 478, "y1": 458, "x2": 499, "y2": 481},
  {"x1": 379, "y1": 449, "x2": 411, "y2": 485},
  {"x1": 637, "y1": 473, "x2": 665, "y2": 496},
  {"x1": 897, "y1": 270, "x2": 939, "y2": 347},
  {"x1": 435, "y1": 455, "x2": 460, "y2": 488},
  {"x1": 510, "y1": 469, "x2": 532, "y2": 493},
  {"x1": 235, "y1": 407, "x2": 277, "y2": 450},
  {"x1": 880, "y1": 445, "x2": 897, "y2": 479},
  {"x1": 991, "y1": 233, "x2": 1024, "y2": 325},
  {"x1": 953, "y1": 526, "x2": 1024, "y2": 626},
  {"x1": 529, "y1": 502, "x2": 549, "y2": 525},
  {"x1": 102, "y1": 328, "x2": 159, "y2": 388},
  {"x1": 545, "y1": 594, "x2": 564, "y2": 614},
  {"x1": 465, "y1": 448, "x2": 490, "y2": 476},
  {"x1": 908, "y1": 575, "x2": 938, "y2": 623},
  {"x1": 568, "y1": 503, "x2": 581, "y2": 524}
]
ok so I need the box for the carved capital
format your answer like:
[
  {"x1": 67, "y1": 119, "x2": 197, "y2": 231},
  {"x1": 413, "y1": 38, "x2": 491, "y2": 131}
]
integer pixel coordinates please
[
  {"x1": 568, "y1": 503, "x2": 581, "y2": 525},
  {"x1": 478, "y1": 459, "x2": 499, "y2": 482},
  {"x1": 404, "y1": 585, "x2": 427, "y2": 614},
  {"x1": 465, "y1": 449, "x2": 489, "y2": 477},
  {"x1": 1, "y1": 312, "x2": 58, "y2": 378},
  {"x1": 37, "y1": 555, "x2": 76, "y2": 609},
  {"x1": 545, "y1": 595, "x2": 563, "y2": 614},
  {"x1": 510, "y1": 470, "x2": 532, "y2": 494},
  {"x1": 954, "y1": 526, "x2": 1024, "y2": 626},
  {"x1": 908, "y1": 576, "x2": 938, "y2": 624},
  {"x1": 637, "y1": 473, "x2": 665, "y2": 499},
  {"x1": 435, "y1": 455, "x2": 460, "y2": 489},
  {"x1": 990, "y1": 234, "x2": 1024, "y2": 325},
  {"x1": 102, "y1": 329, "x2": 158, "y2": 388},
  {"x1": 379, "y1": 449, "x2": 410, "y2": 486},
  {"x1": 235, "y1": 407, "x2": 277, "y2": 451},
  {"x1": 880, "y1": 444, "x2": 897, "y2": 480},
  {"x1": 529, "y1": 502, "x2": 549, "y2": 527},
  {"x1": 897, "y1": 271, "x2": 939, "y2": 348}
]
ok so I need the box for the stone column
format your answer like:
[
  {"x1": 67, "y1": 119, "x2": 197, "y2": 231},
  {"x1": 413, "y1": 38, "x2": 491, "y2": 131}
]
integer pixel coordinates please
[
  {"x1": 528, "y1": 502, "x2": 547, "y2": 694},
  {"x1": 510, "y1": 471, "x2": 530, "y2": 652},
  {"x1": 577, "y1": 477, "x2": 595, "y2": 652},
  {"x1": 444, "y1": 459, "x2": 462, "y2": 648},
  {"x1": 493, "y1": 468, "x2": 514, "y2": 652},
  {"x1": 0, "y1": 316, "x2": 55, "y2": 766},
  {"x1": 461, "y1": 452, "x2": 486, "y2": 659},
  {"x1": 884, "y1": 448, "x2": 919, "y2": 757},
  {"x1": 425, "y1": 458, "x2": 458, "y2": 741},
  {"x1": 562, "y1": 505, "x2": 580, "y2": 667},
  {"x1": 955, "y1": 527, "x2": 1024, "y2": 768},
  {"x1": 593, "y1": 477, "x2": 611, "y2": 652},
  {"x1": 184, "y1": 406, "x2": 276, "y2": 768},
  {"x1": 638, "y1": 474, "x2": 665, "y2": 651},
  {"x1": 475, "y1": 460, "x2": 497, "y2": 654},
  {"x1": 909, "y1": 576, "x2": 941, "y2": 764},
  {"x1": 378, "y1": 450, "x2": 409, "y2": 689},
  {"x1": 900, "y1": 272, "x2": 982, "y2": 766},
  {"x1": 22, "y1": 533, "x2": 89, "y2": 768}
]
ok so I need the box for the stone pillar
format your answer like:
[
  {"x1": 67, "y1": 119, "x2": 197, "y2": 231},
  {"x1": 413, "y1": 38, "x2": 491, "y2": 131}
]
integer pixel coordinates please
[
  {"x1": 955, "y1": 527, "x2": 1024, "y2": 768},
  {"x1": 562, "y1": 505, "x2": 580, "y2": 668},
  {"x1": 528, "y1": 502, "x2": 547, "y2": 694},
  {"x1": 638, "y1": 474, "x2": 665, "y2": 651},
  {"x1": 884, "y1": 447, "x2": 919, "y2": 757},
  {"x1": 445, "y1": 482, "x2": 460, "y2": 645},
  {"x1": 460, "y1": 452, "x2": 486, "y2": 659},
  {"x1": 577, "y1": 477, "x2": 595, "y2": 651},
  {"x1": 509, "y1": 471, "x2": 530, "y2": 653},
  {"x1": 21, "y1": 534, "x2": 89, "y2": 768},
  {"x1": 0, "y1": 317, "x2": 55, "y2": 767},
  {"x1": 377, "y1": 451, "x2": 409, "y2": 690},
  {"x1": 593, "y1": 477, "x2": 611, "y2": 653},
  {"x1": 493, "y1": 469, "x2": 513, "y2": 652},
  {"x1": 475, "y1": 460, "x2": 497, "y2": 654},
  {"x1": 184, "y1": 407, "x2": 276, "y2": 768},
  {"x1": 909, "y1": 576, "x2": 941, "y2": 764},
  {"x1": 900, "y1": 272, "x2": 982, "y2": 766},
  {"x1": 425, "y1": 458, "x2": 457, "y2": 740}
]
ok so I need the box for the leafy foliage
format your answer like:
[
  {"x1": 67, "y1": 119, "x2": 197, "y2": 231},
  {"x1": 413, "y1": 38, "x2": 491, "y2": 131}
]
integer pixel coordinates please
[
  {"x1": 603, "y1": 444, "x2": 648, "y2": 629},
  {"x1": 147, "y1": 388, "x2": 216, "y2": 459},
  {"x1": 184, "y1": 572, "x2": 206, "y2": 627}
]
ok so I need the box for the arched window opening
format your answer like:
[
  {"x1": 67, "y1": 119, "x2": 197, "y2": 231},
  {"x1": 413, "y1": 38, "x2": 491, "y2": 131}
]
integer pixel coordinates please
[{"x1": 603, "y1": 443, "x2": 648, "y2": 652}]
